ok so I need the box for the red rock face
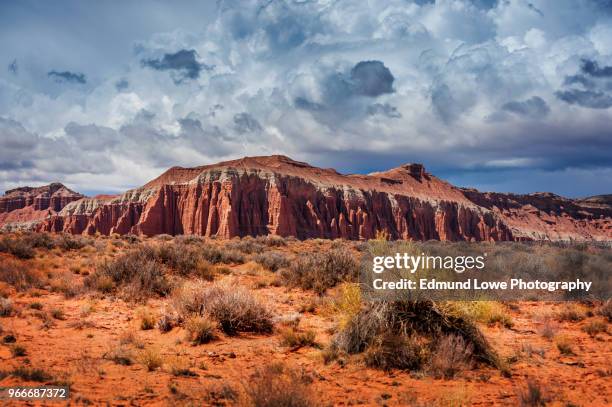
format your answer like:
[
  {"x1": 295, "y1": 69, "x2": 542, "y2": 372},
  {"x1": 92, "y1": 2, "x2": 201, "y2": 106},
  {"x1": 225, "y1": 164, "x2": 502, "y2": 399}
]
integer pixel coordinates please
[
  {"x1": 21, "y1": 155, "x2": 611, "y2": 241},
  {"x1": 0, "y1": 183, "x2": 85, "y2": 231}
]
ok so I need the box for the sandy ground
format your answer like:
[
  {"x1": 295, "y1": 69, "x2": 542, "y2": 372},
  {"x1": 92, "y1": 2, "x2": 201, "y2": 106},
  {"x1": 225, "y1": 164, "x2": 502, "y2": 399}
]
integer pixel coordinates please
[{"x1": 0, "y1": 239, "x2": 610, "y2": 406}]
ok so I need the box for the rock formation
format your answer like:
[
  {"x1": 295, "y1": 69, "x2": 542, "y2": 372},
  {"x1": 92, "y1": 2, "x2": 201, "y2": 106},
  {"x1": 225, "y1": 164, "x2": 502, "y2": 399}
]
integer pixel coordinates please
[
  {"x1": 1, "y1": 156, "x2": 610, "y2": 241},
  {"x1": 0, "y1": 183, "x2": 84, "y2": 231}
]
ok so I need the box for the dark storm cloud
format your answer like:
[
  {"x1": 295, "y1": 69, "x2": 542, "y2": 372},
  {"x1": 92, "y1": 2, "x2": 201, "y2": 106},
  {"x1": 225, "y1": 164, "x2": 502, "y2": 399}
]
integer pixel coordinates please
[
  {"x1": 555, "y1": 89, "x2": 612, "y2": 109},
  {"x1": 563, "y1": 75, "x2": 595, "y2": 89},
  {"x1": 580, "y1": 59, "x2": 612, "y2": 78},
  {"x1": 501, "y1": 96, "x2": 550, "y2": 118},
  {"x1": 367, "y1": 103, "x2": 402, "y2": 118},
  {"x1": 141, "y1": 49, "x2": 212, "y2": 83},
  {"x1": 233, "y1": 113, "x2": 262, "y2": 134},
  {"x1": 8, "y1": 59, "x2": 17, "y2": 74},
  {"x1": 47, "y1": 70, "x2": 86, "y2": 84},
  {"x1": 350, "y1": 61, "x2": 395, "y2": 97}
]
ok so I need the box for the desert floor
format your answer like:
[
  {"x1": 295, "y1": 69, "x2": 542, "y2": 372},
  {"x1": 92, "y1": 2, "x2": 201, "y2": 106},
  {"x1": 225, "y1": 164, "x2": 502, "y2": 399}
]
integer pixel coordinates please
[{"x1": 0, "y1": 234, "x2": 610, "y2": 406}]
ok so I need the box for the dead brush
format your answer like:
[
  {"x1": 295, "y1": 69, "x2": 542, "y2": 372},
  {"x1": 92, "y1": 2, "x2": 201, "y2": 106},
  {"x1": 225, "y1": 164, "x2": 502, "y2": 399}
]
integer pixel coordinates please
[
  {"x1": 428, "y1": 334, "x2": 474, "y2": 379},
  {"x1": 279, "y1": 327, "x2": 318, "y2": 350},
  {"x1": 184, "y1": 315, "x2": 217, "y2": 344},
  {"x1": 281, "y1": 248, "x2": 359, "y2": 294},
  {"x1": 598, "y1": 300, "x2": 612, "y2": 322},
  {"x1": 243, "y1": 362, "x2": 316, "y2": 407},
  {"x1": 518, "y1": 379, "x2": 548, "y2": 407},
  {"x1": 253, "y1": 251, "x2": 289, "y2": 272},
  {"x1": 363, "y1": 333, "x2": 425, "y2": 371},
  {"x1": 0, "y1": 235, "x2": 35, "y2": 259},
  {"x1": 329, "y1": 300, "x2": 499, "y2": 375},
  {"x1": 0, "y1": 259, "x2": 45, "y2": 291},
  {"x1": 87, "y1": 245, "x2": 170, "y2": 302}
]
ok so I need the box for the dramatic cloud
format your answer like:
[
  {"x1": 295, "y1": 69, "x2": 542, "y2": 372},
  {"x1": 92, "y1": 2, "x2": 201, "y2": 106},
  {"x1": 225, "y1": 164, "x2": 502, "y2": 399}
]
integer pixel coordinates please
[
  {"x1": 141, "y1": 49, "x2": 212, "y2": 84},
  {"x1": 502, "y1": 96, "x2": 550, "y2": 118},
  {"x1": 1, "y1": 0, "x2": 612, "y2": 197},
  {"x1": 47, "y1": 70, "x2": 86, "y2": 84}
]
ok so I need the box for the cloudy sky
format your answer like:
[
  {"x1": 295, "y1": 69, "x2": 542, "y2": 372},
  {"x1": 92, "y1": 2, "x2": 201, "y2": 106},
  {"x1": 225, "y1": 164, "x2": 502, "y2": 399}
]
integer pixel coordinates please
[{"x1": 1, "y1": 0, "x2": 611, "y2": 197}]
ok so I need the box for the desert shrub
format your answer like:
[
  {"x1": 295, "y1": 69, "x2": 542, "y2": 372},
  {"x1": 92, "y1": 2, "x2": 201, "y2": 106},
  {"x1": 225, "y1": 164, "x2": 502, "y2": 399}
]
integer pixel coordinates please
[
  {"x1": 364, "y1": 333, "x2": 425, "y2": 371},
  {"x1": 138, "y1": 308, "x2": 156, "y2": 330},
  {"x1": 10, "y1": 367, "x2": 53, "y2": 382},
  {"x1": 56, "y1": 234, "x2": 88, "y2": 251},
  {"x1": 184, "y1": 315, "x2": 217, "y2": 344},
  {"x1": 244, "y1": 362, "x2": 315, "y2": 407},
  {"x1": 457, "y1": 301, "x2": 513, "y2": 328},
  {"x1": 0, "y1": 260, "x2": 44, "y2": 291},
  {"x1": 166, "y1": 355, "x2": 196, "y2": 376},
  {"x1": 555, "y1": 336, "x2": 574, "y2": 355},
  {"x1": 156, "y1": 242, "x2": 203, "y2": 275},
  {"x1": 51, "y1": 308, "x2": 65, "y2": 320},
  {"x1": 254, "y1": 251, "x2": 289, "y2": 272},
  {"x1": 598, "y1": 300, "x2": 612, "y2": 322},
  {"x1": 428, "y1": 334, "x2": 474, "y2": 379},
  {"x1": 137, "y1": 347, "x2": 163, "y2": 371},
  {"x1": 170, "y1": 282, "x2": 273, "y2": 335},
  {"x1": 225, "y1": 237, "x2": 265, "y2": 254},
  {"x1": 330, "y1": 301, "x2": 498, "y2": 373},
  {"x1": 203, "y1": 284, "x2": 274, "y2": 335},
  {"x1": 202, "y1": 244, "x2": 245, "y2": 264},
  {"x1": 157, "y1": 306, "x2": 180, "y2": 333},
  {"x1": 582, "y1": 319, "x2": 607, "y2": 337},
  {"x1": 174, "y1": 234, "x2": 203, "y2": 245},
  {"x1": 88, "y1": 246, "x2": 170, "y2": 301},
  {"x1": 0, "y1": 236, "x2": 35, "y2": 259},
  {"x1": 557, "y1": 304, "x2": 585, "y2": 322},
  {"x1": 255, "y1": 235, "x2": 287, "y2": 247},
  {"x1": 24, "y1": 232, "x2": 56, "y2": 249},
  {"x1": 11, "y1": 344, "x2": 27, "y2": 357},
  {"x1": 281, "y1": 248, "x2": 359, "y2": 294},
  {"x1": 518, "y1": 379, "x2": 547, "y2": 407},
  {"x1": 104, "y1": 345, "x2": 134, "y2": 365},
  {"x1": 279, "y1": 328, "x2": 317, "y2": 349},
  {"x1": 538, "y1": 318, "x2": 558, "y2": 340},
  {"x1": 0, "y1": 298, "x2": 14, "y2": 317},
  {"x1": 29, "y1": 302, "x2": 43, "y2": 310},
  {"x1": 205, "y1": 384, "x2": 239, "y2": 405}
]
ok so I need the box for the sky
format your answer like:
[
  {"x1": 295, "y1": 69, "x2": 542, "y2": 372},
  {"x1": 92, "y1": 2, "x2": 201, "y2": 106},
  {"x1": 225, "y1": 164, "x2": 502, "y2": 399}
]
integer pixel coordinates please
[{"x1": 1, "y1": 0, "x2": 611, "y2": 198}]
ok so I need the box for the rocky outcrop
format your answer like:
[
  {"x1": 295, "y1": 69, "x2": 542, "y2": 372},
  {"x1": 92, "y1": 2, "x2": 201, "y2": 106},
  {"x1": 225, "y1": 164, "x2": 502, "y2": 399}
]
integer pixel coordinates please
[
  {"x1": 0, "y1": 183, "x2": 84, "y2": 213},
  {"x1": 0, "y1": 183, "x2": 85, "y2": 231},
  {"x1": 12, "y1": 155, "x2": 606, "y2": 242}
]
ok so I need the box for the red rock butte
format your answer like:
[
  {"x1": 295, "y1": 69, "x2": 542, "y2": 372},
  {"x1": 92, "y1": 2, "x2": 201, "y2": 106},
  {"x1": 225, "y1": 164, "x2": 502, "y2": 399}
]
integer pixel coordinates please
[{"x1": 1, "y1": 155, "x2": 610, "y2": 241}]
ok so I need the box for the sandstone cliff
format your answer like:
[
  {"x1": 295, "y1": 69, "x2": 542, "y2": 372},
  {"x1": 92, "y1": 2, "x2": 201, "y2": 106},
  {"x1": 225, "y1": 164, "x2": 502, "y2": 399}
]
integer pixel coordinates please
[
  {"x1": 1, "y1": 156, "x2": 610, "y2": 241},
  {"x1": 0, "y1": 183, "x2": 84, "y2": 231}
]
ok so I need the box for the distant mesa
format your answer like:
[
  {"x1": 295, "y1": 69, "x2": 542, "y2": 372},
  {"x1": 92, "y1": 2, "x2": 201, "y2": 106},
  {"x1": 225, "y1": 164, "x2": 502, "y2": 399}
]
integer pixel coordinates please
[{"x1": 1, "y1": 155, "x2": 610, "y2": 241}]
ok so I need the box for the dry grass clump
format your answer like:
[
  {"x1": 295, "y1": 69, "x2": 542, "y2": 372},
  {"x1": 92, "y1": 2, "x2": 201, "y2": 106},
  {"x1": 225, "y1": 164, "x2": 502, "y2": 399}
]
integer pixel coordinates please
[
  {"x1": 169, "y1": 282, "x2": 274, "y2": 336},
  {"x1": 87, "y1": 246, "x2": 170, "y2": 301},
  {"x1": 281, "y1": 248, "x2": 359, "y2": 294},
  {"x1": 328, "y1": 300, "x2": 498, "y2": 376},
  {"x1": 254, "y1": 251, "x2": 289, "y2": 272},
  {"x1": 0, "y1": 235, "x2": 35, "y2": 259},
  {"x1": 538, "y1": 318, "x2": 558, "y2": 340},
  {"x1": 555, "y1": 336, "x2": 574, "y2": 355},
  {"x1": 243, "y1": 362, "x2": 315, "y2": 407},
  {"x1": 279, "y1": 327, "x2": 317, "y2": 350},
  {"x1": 363, "y1": 333, "x2": 425, "y2": 371},
  {"x1": 137, "y1": 346, "x2": 164, "y2": 371},
  {"x1": 203, "y1": 284, "x2": 274, "y2": 335},
  {"x1": 557, "y1": 303, "x2": 586, "y2": 322},
  {"x1": 137, "y1": 307, "x2": 157, "y2": 330},
  {"x1": 428, "y1": 334, "x2": 474, "y2": 379},
  {"x1": 184, "y1": 315, "x2": 217, "y2": 344},
  {"x1": 225, "y1": 237, "x2": 265, "y2": 254},
  {"x1": 255, "y1": 235, "x2": 287, "y2": 247},
  {"x1": 56, "y1": 234, "x2": 89, "y2": 251},
  {"x1": 7, "y1": 367, "x2": 54, "y2": 382},
  {"x1": 456, "y1": 301, "x2": 513, "y2": 328},
  {"x1": 0, "y1": 298, "x2": 14, "y2": 317},
  {"x1": 202, "y1": 244, "x2": 245, "y2": 265},
  {"x1": 518, "y1": 379, "x2": 548, "y2": 407},
  {"x1": 598, "y1": 300, "x2": 612, "y2": 322},
  {"x1": 0, "y1": 259, "x2": 45, "y2": 291},
  {"x1": 103, "y1": 345, "x2": 134, "y2": 366},
  {"x1": 582, "y1": 319, "x2": 607, "y2": 337}
]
